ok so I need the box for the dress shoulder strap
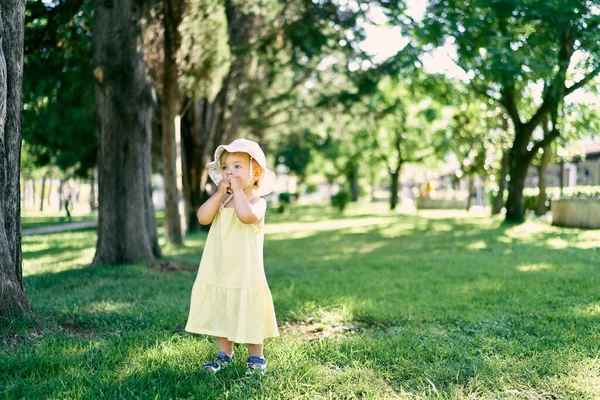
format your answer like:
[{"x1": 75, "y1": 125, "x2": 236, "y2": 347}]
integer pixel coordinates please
[{"x1": 219, "y1": 194, "x2": 234, "y2": 210}]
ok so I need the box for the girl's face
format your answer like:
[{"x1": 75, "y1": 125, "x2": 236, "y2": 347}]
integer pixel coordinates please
[{"x1": 221, "y1": 152, "x2": 251, "y2": 180}]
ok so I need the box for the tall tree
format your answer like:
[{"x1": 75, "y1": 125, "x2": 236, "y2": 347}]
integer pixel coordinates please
[
  {"x1": 160, "y1": 0, "x2": 186, "y2": 244},
  {"x1": 420, "y1": 0, "x2": 600, "y2": 222},
  {"x1": 0, "y1": 0, "x2": 31, "y2": 319},
  {"x1": 92, "y1": 0, "x2": 161, "y2": 265}
]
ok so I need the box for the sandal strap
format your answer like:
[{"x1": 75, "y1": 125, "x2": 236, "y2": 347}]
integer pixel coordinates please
[
  {"x1": 247, "y1": 356, "x2": 266, "y2": 364},
  {"x1": 215, "y1": 351, "x2": 233, "y2": 362}
]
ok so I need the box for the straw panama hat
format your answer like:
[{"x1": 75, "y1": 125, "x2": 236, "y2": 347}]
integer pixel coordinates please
[{"x1": 206, "y1": 138, "x2": 277, "y2": 197}]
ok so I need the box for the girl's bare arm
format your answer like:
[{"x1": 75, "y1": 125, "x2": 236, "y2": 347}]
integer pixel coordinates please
[
  {"x1": 197, "y1": 181, "x2": 230, "y2": 225},
  {"x1": 232, "y1": 188, "x2": 266, "y2": 225}
]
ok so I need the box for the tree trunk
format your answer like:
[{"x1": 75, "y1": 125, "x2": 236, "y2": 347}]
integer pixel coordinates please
[
  {"x1": 559, "y1": 161, "x2": 565, "y2": 196},
  {"x1": 47, "y1": 178, "x2": 52, "y2": 206},
  {"x1": 389, "y1": 167, "x2": 401, "y2": 210},
  {"x1": 160, "y1": 0, "x2": 185, "y2": 244},
  {"x1": 348, "y1": 168, "x2": 359, "y2": 202},
  {"x1": 39, "y1": 176, "x2": 46, "y2": 211},
  {"x1": 466, "y1": 175, "x2": 473, "y2": 211},
  {"x1": 492, "y1": 150, "x2": 509, "y2": 215},
  {"x1": 58, "y1": 179, "x2": 63, "y2": 211},
  {"x1": 89, "y1": 169, "x2": 97, "y2": 211},
  {"x1": 505, "y1": 146, "x2": 532, "y2": 222},
  {"x1": 535, "y1": 144, "x2": 551, "y2": 215},
  {"x1": 181, "y1": 103, "x2": 209, "y2": 233},
  {"x1": 92, "y1": 0, "x2": 161, "y2": 265},
  {"x1": 0, "y1": 0, "x2": 32, "y2": 319}
]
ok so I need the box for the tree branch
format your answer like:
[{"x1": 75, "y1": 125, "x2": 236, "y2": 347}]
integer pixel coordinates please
[
  {"x1": 471, "y1": 83, "x2": 502, "y2": 104},
  {"x1": 565, "y1": 64, "x2": 600, "y2": 96},
  {"x1": 500, "y1": 84, "x2": 522, "y2": 127},
  {"x1": 523, "y1": 26, "x2": 573, "y2": 134}
]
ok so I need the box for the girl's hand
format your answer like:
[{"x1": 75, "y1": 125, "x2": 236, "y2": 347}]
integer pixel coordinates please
[
  {"x1": 217, "y1": 179, "x2": 231, "y2": 196},
  {"x1": 229, "y1": 175, "x2": 245, "y2": 192}
]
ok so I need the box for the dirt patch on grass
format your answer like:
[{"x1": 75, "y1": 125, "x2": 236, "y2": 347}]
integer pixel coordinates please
[
  {"x1": 151, "y1": 259, "x2": 197, "y2": 272},
  {"x1": 58, "y1": 318, "x2": 103, "y2": 339},
  {"x1": 281, "y1": 318, "x2": 363, "y2": 340}
]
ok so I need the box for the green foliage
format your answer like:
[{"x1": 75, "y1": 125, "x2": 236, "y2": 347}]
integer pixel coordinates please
[
  {"x1": 330, "y1": 190, "x2": 350, "y2": 211},
  {"x1": 563, "y1": 188, "x2": 600, "y2": 199},
  {"x1": 278, "y1": 192, "x2": 293, "y2": 204},
  {"x1": 276, "y1": 130, "x2": 319, "y2": 181},
  {"x1": 276, "y1": 192, "x2": 293, "y2": 214},
  {"x1": 23, "y1": 0, "x2": 96, "y2": 177},
  {"x1": 304, "y1": 182, "x2": 319, "y2": 195},
  {"x1": 524, "y1": 186, "x2": 600, "y2": 200},
  {"x1": 176, "y1": 0, "x2": 231, "y2": 100},
  {"x1": 523, "y1": 194, "x2": 552, "y2": 213}
]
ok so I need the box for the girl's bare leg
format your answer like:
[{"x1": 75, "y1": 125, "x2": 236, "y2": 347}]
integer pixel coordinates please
[
  {"x1": 216, "y1": 337, "x2": 234, "y2": 356},
  {"x1": 246, "y1": 343, "x2": 263, "y2": 358}
]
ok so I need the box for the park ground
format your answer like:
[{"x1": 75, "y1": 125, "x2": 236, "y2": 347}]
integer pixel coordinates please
[{"x1": 2, "y1": 203, "x2": 600, "y2": 399}]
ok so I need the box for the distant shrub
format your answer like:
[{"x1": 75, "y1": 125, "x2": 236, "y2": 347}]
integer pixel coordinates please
[
  {"x1": 277, "y1": 192, "x2": 293, "y2": 214},
  {"x1": 331, "y1": 191, "x2": 350, "y2": 212},
  {"x1": 524, "y1": 186, "x2": 600, "y2": 200},
  {"x1": 305, "y1": 183, "x2": 319, "y2": 195},
  {"x1": 279, "y1": 192, "x2": 292, "y2": 204}
]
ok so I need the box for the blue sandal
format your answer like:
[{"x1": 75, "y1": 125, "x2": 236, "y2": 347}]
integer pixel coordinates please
[
  {"x1": 203, "y1": 351, "x2": 234, "y2": 373},
  {"x1": 246, "y1": 356, "x2": 267, "y2": 373}
]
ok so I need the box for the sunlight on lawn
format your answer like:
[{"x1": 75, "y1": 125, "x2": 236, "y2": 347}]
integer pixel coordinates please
[
  {"x1": 86, "y1": 301, "x2": 133, "y2": 314},
  {"x1": 546, "y1": 358, "x2": 600, "y2": 397},
  {"x1": 516, "y1": 263, "x2": 560, "y2": 272},
  {"x1": 23, "y1": 249, "x2": 95, "y2": 276},
  {"x1": 467, "y1": 240, "x2": 488, "y2": 250},
  {"x1": 571, "y1": 302, "x2": 600, "y2": 317},
  {"x1": 265, "y1": 216, "x2": 393, "y2": 236}
]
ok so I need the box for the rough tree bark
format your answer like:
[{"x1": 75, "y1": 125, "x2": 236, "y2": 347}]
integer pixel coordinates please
[
  {"x1": 92, "y1": 0, "x2": 161, "y2": 265},
  {"x1": 161, "y1": 0, "x2": 185, "y2": 244},
  {"x1": 0, "y1": 0, "x2": 31, "y2": 319}
]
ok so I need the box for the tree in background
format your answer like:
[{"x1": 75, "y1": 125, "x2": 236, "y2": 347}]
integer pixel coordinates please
[
  {"x1": 153, "y1": 0, "x2": 187, "y2": 244},
  {"x1": 449, "y1": 96, "x2": 504, "y2": 211},
  {"x1": 420, "y1": 0, "x2": 600, "y2": 222},
  {"x1": 369, "y1": 77, "x2": 449, "y2": 210},
  {"x1": 92, "y1": 0, "x2": 161, "y2": 265},
  {"x1": 0, "y1": 0, "x2": 32, "y2": 319}
]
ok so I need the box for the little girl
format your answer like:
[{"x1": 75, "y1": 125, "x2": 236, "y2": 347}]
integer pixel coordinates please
[{"x1": 185, "y1": 138, "x2": 279, "y2": 373}]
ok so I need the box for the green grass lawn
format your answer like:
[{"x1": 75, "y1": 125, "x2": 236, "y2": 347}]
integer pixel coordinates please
[{"x1": 2, "y1": 203, "x2": 600, "y2": 399}]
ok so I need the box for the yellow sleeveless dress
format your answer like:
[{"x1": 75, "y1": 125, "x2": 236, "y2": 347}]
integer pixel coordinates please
[{"x1": 185, "y1": 204, "x2": 279, "y2": 344}]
